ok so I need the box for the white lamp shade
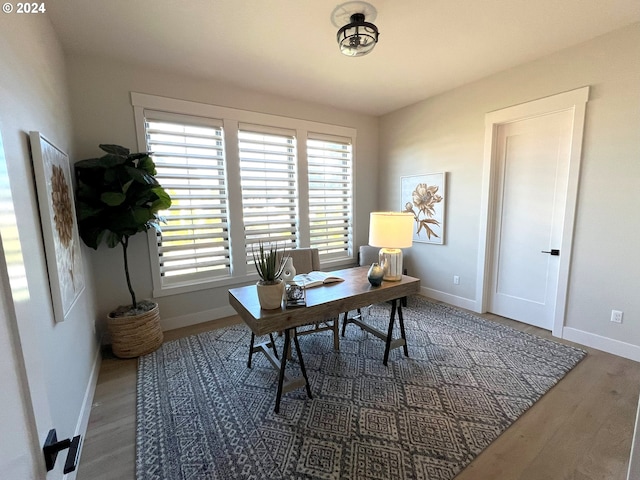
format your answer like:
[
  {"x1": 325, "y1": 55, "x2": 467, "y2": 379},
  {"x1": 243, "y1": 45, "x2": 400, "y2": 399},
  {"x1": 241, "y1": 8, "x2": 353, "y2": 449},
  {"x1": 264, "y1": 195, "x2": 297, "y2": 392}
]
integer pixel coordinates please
[{"x1": 368, "y1": 212, "x2": 414, "y2": 248}]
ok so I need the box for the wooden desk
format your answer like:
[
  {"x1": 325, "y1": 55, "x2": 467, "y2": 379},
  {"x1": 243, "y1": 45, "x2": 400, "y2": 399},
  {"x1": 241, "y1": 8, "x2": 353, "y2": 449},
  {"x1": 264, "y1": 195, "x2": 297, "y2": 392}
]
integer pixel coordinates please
[{"x1": 228, "y1": 266, "x2": 420, "y2": 412}]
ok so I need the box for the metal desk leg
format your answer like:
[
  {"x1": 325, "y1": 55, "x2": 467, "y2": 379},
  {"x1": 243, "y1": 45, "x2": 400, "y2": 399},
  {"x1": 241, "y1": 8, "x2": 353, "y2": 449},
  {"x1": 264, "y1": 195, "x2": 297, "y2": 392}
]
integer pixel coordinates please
[
  {"x1": 383, "y1": 300, "x2": 398, "y2": 366},
  {"x1": 247, "y1": 332, "x2": 255, "y2": 368},
  {"x1": 274, "y1": 328, "x2": 312, "y2": 413},
  {"x1": 397, "y1": 303, "x2": 409, "y2": 357},
  {"x1": 269, "y1": 333, "x2": 279, "y2": 359},
  {"x1": 274, "y1": 329, "x2": 291, "y2": 413},
  {"x1": 341, "y1": 311, "x2": 349, "y2": 337},
  {"x1": 332, "y1": 318, "x2": 340, "y2": 351},
  {"x1": 342, "y1": 308, "x2": 362, "y2": 337},
  {"x1": 293, "y1": 331, "x2": 313, "y2": 399}
]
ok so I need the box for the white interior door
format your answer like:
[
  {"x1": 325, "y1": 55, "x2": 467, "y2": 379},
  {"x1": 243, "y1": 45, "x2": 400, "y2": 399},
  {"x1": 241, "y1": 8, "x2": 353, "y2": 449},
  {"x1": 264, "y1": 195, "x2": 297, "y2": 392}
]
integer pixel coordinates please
[
  {"x1": 477, "y1": 87, "x2": 588, "y2": 336},
  {"x1": 0, "y1": 131, "x2": 54, "y2": 476},
  {"x1": 488, "y1": 110, "x2": 572, "y2": 330}
]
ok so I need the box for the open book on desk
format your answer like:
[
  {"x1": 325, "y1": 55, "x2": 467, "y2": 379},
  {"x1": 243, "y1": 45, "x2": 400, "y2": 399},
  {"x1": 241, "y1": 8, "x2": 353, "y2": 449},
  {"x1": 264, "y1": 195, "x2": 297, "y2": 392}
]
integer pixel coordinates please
[{"x1": 292, "y1": 271, "x2": 344, "y2": 288}]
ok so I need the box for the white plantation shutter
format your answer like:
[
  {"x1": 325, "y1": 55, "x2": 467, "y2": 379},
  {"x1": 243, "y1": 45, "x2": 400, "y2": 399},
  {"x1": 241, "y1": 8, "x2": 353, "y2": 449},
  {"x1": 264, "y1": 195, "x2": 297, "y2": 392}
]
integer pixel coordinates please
[
  {"x1": 239, "y1": 125, "x2": 298, "y2": 262},
  {"x1": 307, "y1": 134, "x2": 353, "y2": 259},
  {"x1": 133, "y1": 93, "x2": 358, "y2": 293},
  {"x1": 144, "y1": 110, "x2": 230, "y2": 285}
]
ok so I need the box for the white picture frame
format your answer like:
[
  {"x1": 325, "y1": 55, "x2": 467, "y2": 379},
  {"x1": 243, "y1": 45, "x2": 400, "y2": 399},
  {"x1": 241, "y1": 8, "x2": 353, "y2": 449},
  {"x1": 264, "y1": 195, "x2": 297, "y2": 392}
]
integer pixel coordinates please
[
  {"x1": 401, "y1": 172, "x2": 446, "y2": 244},
  {"x1": 30, "y1": 132, "x2": 85, "y2": 322}
]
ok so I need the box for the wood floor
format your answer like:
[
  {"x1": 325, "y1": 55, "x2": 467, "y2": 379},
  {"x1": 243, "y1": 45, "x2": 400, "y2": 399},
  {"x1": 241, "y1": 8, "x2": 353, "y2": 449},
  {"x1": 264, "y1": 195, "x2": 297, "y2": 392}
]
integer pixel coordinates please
[{"x1": 76, "y1": 302, "x2": 640, "y2": 480}]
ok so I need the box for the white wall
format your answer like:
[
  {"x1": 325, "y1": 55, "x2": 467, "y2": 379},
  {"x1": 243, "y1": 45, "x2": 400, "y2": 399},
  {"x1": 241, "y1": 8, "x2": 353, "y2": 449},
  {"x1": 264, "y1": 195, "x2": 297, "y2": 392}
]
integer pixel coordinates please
[
  {"x1": 65, "y1": 55, "x2": 379, "y2": 333},
  {"x1": 379, "y1": 23, "x2": 640, "y2": 359},
  {"x1": 0, "y1": 13, "x2": 101, "y2": 479}
]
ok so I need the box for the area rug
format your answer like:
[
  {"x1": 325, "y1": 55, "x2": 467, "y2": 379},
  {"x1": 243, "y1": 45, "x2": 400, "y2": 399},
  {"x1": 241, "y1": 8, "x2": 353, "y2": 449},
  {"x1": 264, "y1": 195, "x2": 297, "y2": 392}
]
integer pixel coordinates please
[{"x1": 136, "y1": 296, "x2": 586, "y2": 480}]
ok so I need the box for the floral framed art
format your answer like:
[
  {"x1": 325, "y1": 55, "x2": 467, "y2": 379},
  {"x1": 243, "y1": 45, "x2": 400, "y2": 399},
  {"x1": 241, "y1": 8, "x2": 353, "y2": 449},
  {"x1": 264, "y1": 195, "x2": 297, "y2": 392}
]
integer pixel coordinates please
[
  {"x1": 401, "y1": 172, "x2": 446, "y2": 244},
  {"x1": 30, "y1": 131, "x2": 85, "y2": 322}
]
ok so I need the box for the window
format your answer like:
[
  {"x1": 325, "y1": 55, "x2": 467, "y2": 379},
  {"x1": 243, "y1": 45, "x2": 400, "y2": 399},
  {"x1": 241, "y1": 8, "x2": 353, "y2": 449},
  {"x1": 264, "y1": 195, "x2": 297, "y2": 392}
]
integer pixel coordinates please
[
  {"x1": 239, "y1": 125, "x2": 298, "y2": 262},
  {"x1": 307, "y1": 134, "x2": 353, "y2": 259},
  {"x1": 132, "y1": 93, "x2": 356, "y2": 295},
  {"x1": 144, "y1": 111, "x2": 229, "y2": 286}
]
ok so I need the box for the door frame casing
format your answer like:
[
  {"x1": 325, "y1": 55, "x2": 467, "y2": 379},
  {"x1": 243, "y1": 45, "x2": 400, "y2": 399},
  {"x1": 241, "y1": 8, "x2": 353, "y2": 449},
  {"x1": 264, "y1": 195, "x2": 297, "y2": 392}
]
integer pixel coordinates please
[{"x1": 475, "y1": 87, "x2": 589, "y2": 337}]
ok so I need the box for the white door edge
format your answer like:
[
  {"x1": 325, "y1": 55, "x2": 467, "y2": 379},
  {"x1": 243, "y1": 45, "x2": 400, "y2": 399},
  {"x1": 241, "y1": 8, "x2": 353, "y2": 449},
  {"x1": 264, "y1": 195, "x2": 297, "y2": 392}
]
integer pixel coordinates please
[
  {"x1": 476, "y1": 86, "x2": 589, "y2": 337},
  {"x1": 0, "y1": 130, "x2": 52, "y2": 475}
]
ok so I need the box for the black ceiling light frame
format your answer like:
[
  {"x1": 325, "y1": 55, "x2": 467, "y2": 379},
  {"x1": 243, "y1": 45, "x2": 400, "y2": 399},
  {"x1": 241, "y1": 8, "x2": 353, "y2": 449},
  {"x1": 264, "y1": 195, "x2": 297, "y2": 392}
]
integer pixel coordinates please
[{"x1": 336, "y1": 11, "x2": 380, "y2": 57}]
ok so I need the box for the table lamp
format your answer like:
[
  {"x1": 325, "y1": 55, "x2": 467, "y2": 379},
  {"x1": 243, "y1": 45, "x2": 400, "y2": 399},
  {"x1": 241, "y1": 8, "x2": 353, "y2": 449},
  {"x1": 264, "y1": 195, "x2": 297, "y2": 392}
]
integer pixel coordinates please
[{"x1": 368, "y1": 212, "x2": 414, "y2": 281}]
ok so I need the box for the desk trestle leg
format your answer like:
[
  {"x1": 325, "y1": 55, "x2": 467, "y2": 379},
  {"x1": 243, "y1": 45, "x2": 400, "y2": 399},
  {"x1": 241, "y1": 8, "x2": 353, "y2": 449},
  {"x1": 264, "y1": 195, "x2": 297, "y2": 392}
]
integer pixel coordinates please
[
  {"x1": 293, "y1": 332, "x2": 313, "y2": 399},
  {"x1": 342, "y1": 299, "x2": 409, "y2": 366},
  {"x1": 275, "y1": 330, "x2": 290, "y2": 414},
  {"x1": 275, "y1": 328, "x2": 312, "y2": 413},
  {"x1": 247, "y1": 333, "x2": 279, "y2": 369},
  {"x1": 383, "y1": 300, "x2": 409, "y2": 365}
]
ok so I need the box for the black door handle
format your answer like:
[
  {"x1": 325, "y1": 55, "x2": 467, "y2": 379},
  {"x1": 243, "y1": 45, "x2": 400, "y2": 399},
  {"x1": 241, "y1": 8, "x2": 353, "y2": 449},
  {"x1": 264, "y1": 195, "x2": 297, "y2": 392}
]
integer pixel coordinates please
[{"x1": 541, "y1": 249, "x2": 560, "y2": 256}]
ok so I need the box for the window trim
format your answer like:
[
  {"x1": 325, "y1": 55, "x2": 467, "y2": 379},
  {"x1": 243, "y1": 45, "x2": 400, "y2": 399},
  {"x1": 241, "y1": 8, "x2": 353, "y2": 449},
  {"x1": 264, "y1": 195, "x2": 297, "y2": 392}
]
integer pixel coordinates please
[{"x1": 132, "y1": 92, "x2": 357, "y2": 297}]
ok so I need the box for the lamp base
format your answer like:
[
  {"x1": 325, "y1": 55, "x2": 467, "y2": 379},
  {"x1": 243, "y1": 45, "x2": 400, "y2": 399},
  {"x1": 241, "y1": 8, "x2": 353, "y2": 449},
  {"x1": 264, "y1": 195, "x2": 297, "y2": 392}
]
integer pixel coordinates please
[{"x1": 379, "y1": 247, "x2": 403, "y2": 281}]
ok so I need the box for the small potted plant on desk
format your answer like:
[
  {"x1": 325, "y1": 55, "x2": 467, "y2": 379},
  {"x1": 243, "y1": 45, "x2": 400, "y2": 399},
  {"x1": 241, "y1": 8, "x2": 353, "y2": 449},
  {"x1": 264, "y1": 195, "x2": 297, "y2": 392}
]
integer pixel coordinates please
[
  {"x1": 74, "y1": 144, "x2": 171, "y2": 358},
  {"x1": 252, "y1": 242, "x2": 288, "y2": 310}
]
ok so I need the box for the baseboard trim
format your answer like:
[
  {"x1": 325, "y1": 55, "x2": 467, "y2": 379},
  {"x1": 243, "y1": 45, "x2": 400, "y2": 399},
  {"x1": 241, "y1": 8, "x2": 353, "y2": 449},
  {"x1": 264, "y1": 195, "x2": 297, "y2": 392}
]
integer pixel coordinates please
[
  {"x1": 161, "y1": 305, "x2": 237, "y2": 331},
  {"x1": 66, "y1": 340, "x2": 102, "y2": 480},
  {"x1": 420, "y1": 287, "x2": 477, "y2": 312},
  {"x1": 562, "y1": 327, "x2": 640, "y2": 362}
]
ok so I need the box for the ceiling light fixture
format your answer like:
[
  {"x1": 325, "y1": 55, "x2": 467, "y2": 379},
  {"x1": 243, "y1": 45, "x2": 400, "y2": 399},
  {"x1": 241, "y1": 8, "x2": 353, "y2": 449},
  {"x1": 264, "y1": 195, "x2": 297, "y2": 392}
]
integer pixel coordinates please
[{"x1": 332, "y1": 1, "x2": 380, "y2": 57}]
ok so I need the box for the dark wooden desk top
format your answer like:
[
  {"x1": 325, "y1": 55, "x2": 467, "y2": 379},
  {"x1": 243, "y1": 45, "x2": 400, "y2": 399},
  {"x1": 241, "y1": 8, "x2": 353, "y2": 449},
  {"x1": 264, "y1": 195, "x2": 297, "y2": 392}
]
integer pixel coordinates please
[{"x1": 228, "y1": 266, "x2": 420, "y2": 336}]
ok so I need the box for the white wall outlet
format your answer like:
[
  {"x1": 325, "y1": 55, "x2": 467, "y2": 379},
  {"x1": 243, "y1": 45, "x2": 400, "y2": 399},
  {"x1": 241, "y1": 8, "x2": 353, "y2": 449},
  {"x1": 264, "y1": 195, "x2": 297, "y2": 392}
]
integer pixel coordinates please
[
  {"x1": 453, "y1": 275, "x2": 460, "y2": 285},
  {"x1": 611, "y1": 310, "x2": 623, "y2": 324}
]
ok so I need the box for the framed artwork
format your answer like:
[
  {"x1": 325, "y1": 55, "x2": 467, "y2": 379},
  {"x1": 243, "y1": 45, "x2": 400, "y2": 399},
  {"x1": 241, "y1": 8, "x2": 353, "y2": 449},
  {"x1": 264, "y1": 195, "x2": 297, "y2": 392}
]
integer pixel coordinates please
[
  {"x1": 401, "y1": 172, "x2": 446, "y2": 244},
  {"x1": 30, "y1": 132, "x2": 85, "y2": 322}
]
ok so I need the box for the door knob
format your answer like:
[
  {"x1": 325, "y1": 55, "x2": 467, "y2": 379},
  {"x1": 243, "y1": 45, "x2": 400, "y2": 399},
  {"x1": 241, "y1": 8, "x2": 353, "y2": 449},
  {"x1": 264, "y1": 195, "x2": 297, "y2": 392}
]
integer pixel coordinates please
[{"x1": 541, "y1": 249, "x2": 560, "y2": 256}]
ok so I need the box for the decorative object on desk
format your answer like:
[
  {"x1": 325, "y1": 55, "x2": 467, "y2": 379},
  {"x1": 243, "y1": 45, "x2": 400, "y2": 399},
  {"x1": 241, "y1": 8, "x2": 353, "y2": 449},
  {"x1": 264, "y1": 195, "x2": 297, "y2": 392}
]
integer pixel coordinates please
[
  {"x1": 282, "y1": 256, "x2": 305, "y2": 307},
  {"x1": 369, "y1": 211, "x2": 413, "y2": 281},
  {"x1": 256, "y1": 281, "x2": 285, "y2": 310},
  {"x1": 285, "y1": 282, "x2": 306, "y2": 308},
  {"x1": 29, "y1": 132, "x2": 85, "y2": 323},
  {"x1": 252, "y1": 241, "x2": 288, "y2": 310},
  {"x1": 136, "y1": 296, "x2": 586, "y2": 480},
  {"x1": 401, "y1": 172, "x2": 446, "y2": 244},
  {"x1": 74, "y1": 144, "x2": 171, "y2": 358},
  {"x1": 367, "y1": 262, "x2": 384, "y2": 286},
  {"x1": 280, "y1": 256, "x2": 296, "y2": 283}
]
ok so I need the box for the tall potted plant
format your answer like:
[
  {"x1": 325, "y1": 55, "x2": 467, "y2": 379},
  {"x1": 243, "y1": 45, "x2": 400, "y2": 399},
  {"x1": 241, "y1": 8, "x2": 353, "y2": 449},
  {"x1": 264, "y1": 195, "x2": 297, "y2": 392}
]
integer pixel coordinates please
[
  {"x1": 74, "y1": 144, "x2": 171, "y2": 358},
  {"x1": 252, "y1": 242, "x2": 288, "y2": 309}
]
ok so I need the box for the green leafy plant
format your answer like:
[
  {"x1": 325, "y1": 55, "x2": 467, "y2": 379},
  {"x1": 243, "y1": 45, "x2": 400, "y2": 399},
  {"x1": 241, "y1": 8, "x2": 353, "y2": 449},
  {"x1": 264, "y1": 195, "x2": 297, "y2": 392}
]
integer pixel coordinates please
[
  {"x1": 252, "y1": 242, "x2": 288, "y2": 284},
  {"x1": 74, "y1": 144, "x2": 171, "y2": 310}
]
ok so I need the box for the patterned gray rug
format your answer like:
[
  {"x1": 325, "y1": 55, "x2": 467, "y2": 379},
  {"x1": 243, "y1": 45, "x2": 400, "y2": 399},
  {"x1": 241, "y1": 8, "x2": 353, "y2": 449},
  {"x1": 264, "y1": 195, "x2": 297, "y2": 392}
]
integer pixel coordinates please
[{"x1": 136, "y1": 296, "x2": 586, "y2": 480}]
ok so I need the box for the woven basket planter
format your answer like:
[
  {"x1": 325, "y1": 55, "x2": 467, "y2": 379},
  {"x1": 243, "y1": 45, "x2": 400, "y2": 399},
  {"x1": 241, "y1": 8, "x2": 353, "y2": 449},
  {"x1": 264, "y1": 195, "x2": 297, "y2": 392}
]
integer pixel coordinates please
[{"x1": 107, "y1": 303, "x2": 163, "y2": 358}]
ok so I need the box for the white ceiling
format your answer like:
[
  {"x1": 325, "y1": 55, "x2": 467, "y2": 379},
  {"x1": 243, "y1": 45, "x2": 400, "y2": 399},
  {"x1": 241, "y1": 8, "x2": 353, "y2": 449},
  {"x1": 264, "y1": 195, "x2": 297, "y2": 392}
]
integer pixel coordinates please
[{"x1": 47, "y1": 0, "x2": 640, "y2": 116}]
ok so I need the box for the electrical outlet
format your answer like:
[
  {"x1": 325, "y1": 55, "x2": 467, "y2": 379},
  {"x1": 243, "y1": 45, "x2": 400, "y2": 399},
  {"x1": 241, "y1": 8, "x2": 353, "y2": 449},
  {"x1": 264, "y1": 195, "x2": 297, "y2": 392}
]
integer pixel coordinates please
[
  {"x1": 611, "y1": 310, "x2": 623, "y2": 324},
  {"x1": 453, "y1": 275, "x2": 460, "y2": 285}
]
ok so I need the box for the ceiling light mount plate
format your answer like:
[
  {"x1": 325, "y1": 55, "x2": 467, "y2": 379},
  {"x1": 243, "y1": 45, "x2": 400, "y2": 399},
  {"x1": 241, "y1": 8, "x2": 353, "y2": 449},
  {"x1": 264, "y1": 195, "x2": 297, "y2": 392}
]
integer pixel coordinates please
[{"x1": 331, "y1": 1, "x2": 377, "y2": 28}]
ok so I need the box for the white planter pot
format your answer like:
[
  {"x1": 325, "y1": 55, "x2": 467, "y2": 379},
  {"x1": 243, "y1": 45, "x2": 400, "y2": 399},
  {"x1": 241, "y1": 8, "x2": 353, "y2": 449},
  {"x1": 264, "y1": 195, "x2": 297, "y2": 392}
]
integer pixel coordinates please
[{"x1": 256, "y1": 280, "x2": 285, "y2": 310}]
